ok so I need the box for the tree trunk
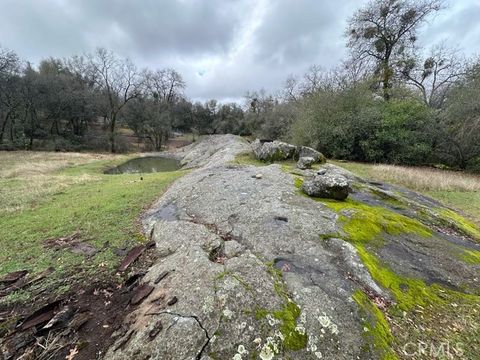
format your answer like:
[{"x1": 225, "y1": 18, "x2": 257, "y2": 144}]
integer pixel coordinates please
[
  {"x1": 382, "y1": 63, "x2": 391, "y2": 101},
  {"x1": 110, "y1": 113, "x2": 116, "y2": 153},
  {"x1": 0, "y1": 112, "x2": 10, "y2": 144}
]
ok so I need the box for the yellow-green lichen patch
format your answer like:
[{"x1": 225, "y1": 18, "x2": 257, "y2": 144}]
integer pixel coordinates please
[
  {"x1": 461, "y1": 249, "x2": 480, "y2": 265},
  {"x1": 355, "y1": 246, "x2": 446, "y2": 311},
  {"x1": 353, "y1": 290, "x2": 397, "y2": 360},
  {"x1": 437, "y1": 208, "x2": 480, "y2": 242},
  {"x1": 293, "y1": 176, "x2": 304, "y2": 189},
  {"x1": 320, "y1": 199, "x2": 431, "y2": 244}
]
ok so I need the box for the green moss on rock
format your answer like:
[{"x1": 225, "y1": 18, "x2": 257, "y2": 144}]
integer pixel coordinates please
[
  {"x1": 353, "y1": 290, "x2": 397, "y2": 360},
  {"x1": 320, "y1": 199, "x2": 431, "y2": 244},
  {"x1": 437, "y1": 208, "x2": 480, "y2": 241},
  {"x1": 294, "y1": 177, "x2": 304, "y2": 189},
  {"x1": 355, "y1": 246, "x2": 446, "y2": 311},
  {"x1": 273, "y1": 301, "x2": 308, "y2": 351},
  {"x1": 461, "y1": 249, "x2": 480, "y2": 265},
  {"x1": 258, "y1": 262, "x2": 308, "y2": 352}
]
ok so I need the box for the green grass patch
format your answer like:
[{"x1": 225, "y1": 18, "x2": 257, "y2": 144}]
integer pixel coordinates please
[
  {"x1": 0, "y1": 154, "x2": 186, "y2": 305},
  {"x1": 428, "y1": 190, "x2": 480, "y2": 226},
  {"x1": 329, "y1": 160, "x2": 372, "y2": 178}
]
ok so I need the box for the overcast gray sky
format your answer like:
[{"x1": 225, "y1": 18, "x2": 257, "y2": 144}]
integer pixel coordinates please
[{"x1": 1, "y1": 0, "x2": 479, "y2": 102}]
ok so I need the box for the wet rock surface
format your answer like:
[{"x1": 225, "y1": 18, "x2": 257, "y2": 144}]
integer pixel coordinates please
[{"x1": 107, "y1": 135, "x2": 480, "y2": 360}]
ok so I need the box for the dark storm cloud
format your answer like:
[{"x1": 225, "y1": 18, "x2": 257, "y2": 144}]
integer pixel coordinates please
[
  {"x1": 0, "y1": 0, "x2": 479, "y2": 101},
  {"x1": 0, "y1": 0, "x2": 247, "y2": 60}
]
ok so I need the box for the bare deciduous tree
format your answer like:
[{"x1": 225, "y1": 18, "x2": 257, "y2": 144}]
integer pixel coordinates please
[
  {"x1": 399, "y1": 44, "x2": 465, "y2": 108},
  {"x1": 88, "y1": 48, "x2": 141, "y2": 152},
  {"x1": 346, "y1": 0, "x2": 443, "y2": 100},
  {"x1": 143, "y1": 68, "x2": 185, "y2": 105},
  {"x1": 0, "y1": 47, "x2": 22, "y2": 144},
  {"x1": 283, "y1": 75, "x2": 301, "y2": 102}
]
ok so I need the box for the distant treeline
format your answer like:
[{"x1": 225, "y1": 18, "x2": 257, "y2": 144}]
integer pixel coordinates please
[{"x1": 1, "y1": 0, "x2": 479, "y2": 171}]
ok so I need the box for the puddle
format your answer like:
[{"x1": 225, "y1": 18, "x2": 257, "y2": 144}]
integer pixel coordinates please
[{"x1": 105, "y1": 156, "x2": 180, "y2": 174}]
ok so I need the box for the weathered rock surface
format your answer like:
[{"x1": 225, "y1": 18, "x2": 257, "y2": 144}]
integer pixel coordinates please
[
  {"x1": 296, "y1": 156, "x2": 315, "y2": 170},
  {"x1": 297, "y1": 146, "x2": 326, "y2": 164},
  {"x1": 252, "y1": 140, "x2": 326, "y2": 165},
  {"x1": 302, "y1": 171, "x2": 350, "y2": 200},
  {"x1": 252, "y1": 139, "x2": 297, "y2": 162},
  {"x1": 106, "y1": 135, "x2": 480, "y2": 360}
]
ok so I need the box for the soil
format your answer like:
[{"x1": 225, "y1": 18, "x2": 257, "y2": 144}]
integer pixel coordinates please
[{"x1": 0, "y1": 244, "x2": 160, "y2": 360}]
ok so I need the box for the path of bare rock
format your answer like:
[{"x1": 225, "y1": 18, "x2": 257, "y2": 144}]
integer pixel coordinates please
[{"x1": 107, "y1": 135, "x2": 480, "y2": 360}]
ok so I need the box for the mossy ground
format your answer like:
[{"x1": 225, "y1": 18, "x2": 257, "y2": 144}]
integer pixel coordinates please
[
  {"x1": 291, "y1": 163, "x2": 480, "y2": 359},
  {"x1": 0, "y1": 152, "x2": 186, "y2": 306},
  {"x1": 325, "y1": 198, "x2": 480, "y2": 359},
  {"x1": 321, "y1": 198, "x2": 432, "y2": 245},
  {"x1": 436, "y1": 208, "x2": 480, "y2": 242}
]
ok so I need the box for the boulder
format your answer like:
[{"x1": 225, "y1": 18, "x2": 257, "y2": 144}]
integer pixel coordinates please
[
  {"x1": 302, "y1": 172, "x2": 349, "y2": 200},
  {"x1": 297, "y1": 146, "x2": 326, "y2": 164},
  {"x1": 296, "y1": 156, "x2": 315, "y2": 170},
  {"x1": 252, "y1": 139, "x2": 297, "y2": 162}
]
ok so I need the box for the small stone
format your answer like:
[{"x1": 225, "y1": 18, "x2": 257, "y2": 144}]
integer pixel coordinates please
[
  {"x1": 167, "y1": 296, "x2": 178, "y2": 306},
  {"x1": 223, "y1": 240, "x2": 244, "y2": 259},
  {"x1": 255, "y1": 174, "x2": 263, "y2": 179},
  {"x1": 149, "y1": 320, "x2": 163, "y2": 339}
]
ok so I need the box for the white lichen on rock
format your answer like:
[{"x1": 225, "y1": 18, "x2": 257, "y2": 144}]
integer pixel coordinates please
[
  {"x1": 232, "y1": 344, "x2": 249, "y2": 359},
  {"x1": 317, "y1": 312, "x2": 339, "y2": 335},
  {"x1": 223, "y1": 308, "x2": 234, "y2": 319}
]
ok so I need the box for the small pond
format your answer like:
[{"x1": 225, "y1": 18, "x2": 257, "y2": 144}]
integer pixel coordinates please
[{"x1": 104, "y1": 156, "x2": 180, "y2": 174}]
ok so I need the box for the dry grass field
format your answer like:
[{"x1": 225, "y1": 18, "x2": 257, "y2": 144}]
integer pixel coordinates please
[
  {"x1": 332, "y1": 161, "x2": 480, "y2": 225},
  {"x1": 0, "y1": 152, "x2": 122, "y2": 213}
]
